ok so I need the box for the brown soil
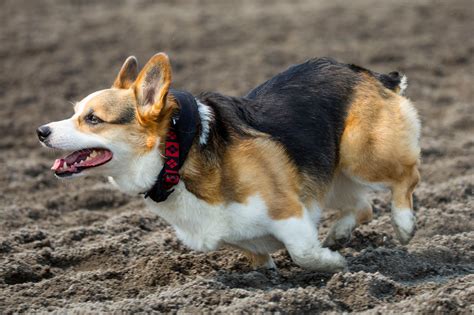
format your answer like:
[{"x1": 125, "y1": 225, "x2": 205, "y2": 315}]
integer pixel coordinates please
[{"x1": 1, "y1": 0, "x2": 473, "y2": 313}]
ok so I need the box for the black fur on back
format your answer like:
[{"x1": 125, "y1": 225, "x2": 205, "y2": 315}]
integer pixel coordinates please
[{"x1": 197, "y1": 58, "x2": 395, "y2": 183}]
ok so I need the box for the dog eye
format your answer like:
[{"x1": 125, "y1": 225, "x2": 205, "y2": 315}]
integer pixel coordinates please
[{"x1": 85, "y1": 113, "x2": 103, "y2": 125}]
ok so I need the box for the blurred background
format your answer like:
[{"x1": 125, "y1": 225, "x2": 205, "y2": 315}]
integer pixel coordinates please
[{"x1": 1, "y1": 0, "x2": 473, "y2": 313}]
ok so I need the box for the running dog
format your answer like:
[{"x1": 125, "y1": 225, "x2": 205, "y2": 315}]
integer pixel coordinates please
[{"x1": 37, "y1": 53, "x2": 420, "y2": 272}]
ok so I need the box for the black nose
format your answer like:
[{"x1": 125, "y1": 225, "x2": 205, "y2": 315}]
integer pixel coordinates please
[{"x1": 36, "y1": 125, "x2": 51, "y2": 142}]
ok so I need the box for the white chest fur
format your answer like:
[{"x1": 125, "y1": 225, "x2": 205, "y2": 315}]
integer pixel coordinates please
[{"x1": 145, "y1": 182, "x2": 283, "y2": 253}]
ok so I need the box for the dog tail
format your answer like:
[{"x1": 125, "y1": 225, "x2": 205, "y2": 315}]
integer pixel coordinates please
[
  {"x1": 374, "y1": 71, "x2": 408, "y2": 95},
  {"x1": 348, "y1": 64, "x2": 407, "y2": 95}
]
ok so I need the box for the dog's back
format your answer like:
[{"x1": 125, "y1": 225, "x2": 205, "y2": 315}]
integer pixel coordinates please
[
  {"x1": 244, "y1": 58, "x2": 359, "y2": 184},
  {"x1": 201, "y1": 58, "x2": 409, "y2": 187}
]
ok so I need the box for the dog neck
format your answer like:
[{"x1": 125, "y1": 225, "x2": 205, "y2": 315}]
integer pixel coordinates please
[{"x1": 108, "y1": 144, "x2": 163, "y2": 195}]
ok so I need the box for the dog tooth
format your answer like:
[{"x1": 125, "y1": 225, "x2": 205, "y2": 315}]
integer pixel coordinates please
[{"x1": 63, "y1": 162, "x2": 68, "y2": 169}]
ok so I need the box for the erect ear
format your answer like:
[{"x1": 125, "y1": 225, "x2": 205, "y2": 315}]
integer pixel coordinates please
[
  {"x1": 112, "y1": 56, "x2": 139, "y2": 89},
  {"x1": 132, "y1": 53, "x2": 172, "y2": 122}
]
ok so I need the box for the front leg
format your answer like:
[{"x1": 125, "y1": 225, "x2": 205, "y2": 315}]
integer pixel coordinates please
[{"x1": 270, "y1": 209, "x2": 347, "y2": 273}]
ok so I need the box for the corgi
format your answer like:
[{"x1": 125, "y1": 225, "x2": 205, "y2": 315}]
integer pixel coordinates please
[{"x1": 37, "y1": 53, "x2": 420, "y2": 272}]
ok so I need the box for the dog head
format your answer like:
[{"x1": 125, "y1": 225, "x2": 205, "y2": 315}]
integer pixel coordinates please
[{"x1": 37, "y1": 53, "x2": 177, "y2": 193}]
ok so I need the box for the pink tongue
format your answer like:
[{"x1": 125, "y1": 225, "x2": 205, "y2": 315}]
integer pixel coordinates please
[
  {"x1": 51, "y1": 150, "x2": 113, "y2": 173},
  {"x1": 51, "y1": 159, "x2": 64, "y2": 171}
]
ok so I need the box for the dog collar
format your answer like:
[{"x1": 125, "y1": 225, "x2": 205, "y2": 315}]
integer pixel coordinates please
[{"x1": 144, "y1": 89, "x2": 200, "y2": 203}]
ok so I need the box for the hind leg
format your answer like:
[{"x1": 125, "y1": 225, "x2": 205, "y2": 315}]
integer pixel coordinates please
[
  {"x1": 338, "y1": 87, "x2": 421, "y2": 244},
  {"x1": 323, "y1": 201, "x2": 373, "y2": 249},
  {"x1": 336, "y1": 163, "x2": 420, "y2": 245},
  {"x1": 390, "y1": 165, "x2": 420, "y2": 244},
  {"x1": 338, "y1": 164, "x2": 420, "y2": 245},
  {"x1": 323, "y1": 173, "x2": 373, "y2": 248},
  {"x1": 340, "y1": 162, "x2": 420, "y2": 245}
]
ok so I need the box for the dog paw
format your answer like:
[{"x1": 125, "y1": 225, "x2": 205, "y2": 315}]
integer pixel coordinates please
[
  {"x1": 323, "y1": 231, "x2": 352, "y2": 250},
  {"x1": 319, "y1": 249, "x2": 348, "y2": 273},
  {"x1": 391, "y1": 209, "x2": 416, "y2": 245},
  {"x1": 263, "y1": 257, "x2": 278, "y2": 271},
  {"x1": 323, "y1": 215, "x2": 356, "y2": 249},
  {"x1": 294, "y1": 248, "x2": 347, "y2": 273}
]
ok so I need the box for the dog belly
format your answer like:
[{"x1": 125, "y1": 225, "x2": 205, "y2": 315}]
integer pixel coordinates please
[{"x1": 145, "y1": 184, "x2": 274, "y2": 252}]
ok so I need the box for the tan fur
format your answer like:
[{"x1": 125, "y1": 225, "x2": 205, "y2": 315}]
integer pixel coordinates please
[
  {"x1": 133, "y1": 53, "x2": 172, "y2": 125},
  {"x1": 112, "y1": 56, "x2": 138, "y2": 89},
  {"x1": 225, "y1": 244, "x2": 273, "y2": 269},
  {"x1": 230, "y1": 137, "x2": 304, "y2": 220},
  {"x1": 75, "y1": 89, "x2": 134, "y2": 127},
  {"x1": 242, "y1": 250, "x2": 273, "y2": 269},
  {"x1": 182, "y1": 135, "x2": 304, "y2": 220},
  {"x1": 340, "y1": 76, "x2": 419, "y2": 181},
  {"x1": 391, "y1": 165, "x2": 420, "y2": 210},
  {"x1": 339, "y1": 74, "x2": 420, "y2": 213},
  {"x1": 356, "y1": 204, "x2": 373, "y2": 225}
]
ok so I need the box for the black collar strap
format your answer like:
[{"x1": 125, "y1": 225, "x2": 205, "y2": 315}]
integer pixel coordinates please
[{"x1": 144, "y1": 89, "x2": 200, "y2": 203}]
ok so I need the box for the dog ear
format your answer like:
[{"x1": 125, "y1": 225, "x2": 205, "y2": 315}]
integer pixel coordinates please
[
  {"x1": 132, "y1": 53, "x2": 172, "y2": 122},
  {"x1": 112, "y1": 56, "x2": 139, "y2": 89}
]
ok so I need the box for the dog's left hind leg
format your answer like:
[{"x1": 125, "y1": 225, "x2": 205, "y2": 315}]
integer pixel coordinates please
[{"x1": 323, "y1": 173, "x2": 373, "y2": 249}]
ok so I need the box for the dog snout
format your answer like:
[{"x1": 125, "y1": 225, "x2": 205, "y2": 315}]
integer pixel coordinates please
[{"x1": 36, "y1": 125, "x2": 52, "y2": 142}]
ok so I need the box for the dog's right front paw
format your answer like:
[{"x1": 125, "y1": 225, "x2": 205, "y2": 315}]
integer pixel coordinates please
[
  {"x1": 293, "y1": 248, "x2": 347, "y2": 273},
  {"x1": 320, "y1": 249, "x2": 348, "y2": 273}
]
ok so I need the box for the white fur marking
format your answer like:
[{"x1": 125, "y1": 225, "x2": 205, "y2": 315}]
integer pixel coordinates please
[
  {"x1": 399, "y1": 98, "x2": 421, "y2": 152},
  {"x1": 109, "y1": 142, "x2": 162, "y2": 195},
  {"x1": 399, "y1": 75, "x2": 408, "y2": 95},
  {"x1": 393, "y1": 209, "x2": 415, "y2": 232},
  {"x1": 391, "y1": 205, "x2": 416, "y2": 244},
  {"x1": 46, "y1": 118, "x2": 105, "y2": 150},
  {"x1": 196, "y1": 99, "x2": 213, "y2": 145}
]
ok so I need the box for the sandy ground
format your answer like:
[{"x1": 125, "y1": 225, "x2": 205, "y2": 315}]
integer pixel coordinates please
[{"x1": 1, "y1": 0, "x2": 473, "y2": 313}]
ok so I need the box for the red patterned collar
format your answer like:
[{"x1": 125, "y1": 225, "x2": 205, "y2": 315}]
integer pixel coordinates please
[{"x1": 144, "y1": 90, "x2": 200, "y2": 203}]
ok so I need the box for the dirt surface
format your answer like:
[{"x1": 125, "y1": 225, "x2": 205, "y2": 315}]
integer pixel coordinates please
[{"x1": 1, "y1": 0, "x2": 473, "y2": 313}]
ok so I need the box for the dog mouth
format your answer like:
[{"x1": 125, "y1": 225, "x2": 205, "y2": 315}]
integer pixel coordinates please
[{"x1": 51, "y1": 148, "x2": 113, "y2": 177}]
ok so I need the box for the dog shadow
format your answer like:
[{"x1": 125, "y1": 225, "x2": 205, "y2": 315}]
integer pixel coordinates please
[{"x1": 214, "y1": 245, "x2": 473, "y2": 290}]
